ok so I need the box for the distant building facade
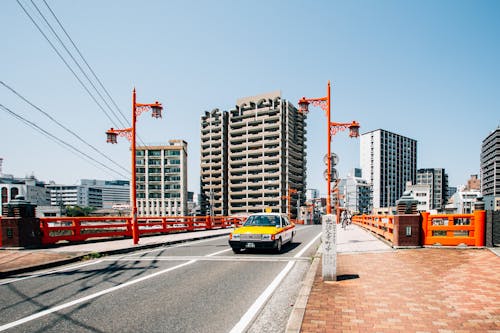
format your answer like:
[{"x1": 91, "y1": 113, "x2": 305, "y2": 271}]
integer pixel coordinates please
[
  {"x1": 80, "y1": 179, "x2": 130, "y2": 209},
  {"x1": 46, "y1": 184, "x2": 102, "y2": 208},
  {"x1": 405, "y1": 181, "x2": 431, "y2": 212},
  {"x1": 136, "y1": 140, "x2": 188, "y2": 216},
  {"x1": 338, "y1": 168, "x2": 372, "y2": 214},
  {"x1": 446, "y1": 188, "x2": 482, "y2": 214},
  {"x1": 481, "y1": 127, "x2": 500, "y2": 210},
  {"x1": 1, "y1": 175, "x2": 49, "y2": 215},
  {"x1": 416, "y1": 168, "x2": 448, "y2": 211},
  {"x1": 360, "y1": 129, "x2": 417, "y2": 211}
]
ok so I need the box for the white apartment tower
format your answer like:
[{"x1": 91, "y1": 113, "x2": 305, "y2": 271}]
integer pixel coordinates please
[
  {"x1": 136, "y1": 140, "x2": 188, "y2": 216},
  {"x1": 481, "y1": 127, "x2": 500, "y2": 210},
  {"x1": 200, "y1": 91, "x2": 307, "y2": 217},
  {"x1": 200, "y1": 109, "x2": 229, "y2": 216},
  {"x1": 360, "y1": 129, "x2": 417, "y2": 211}
]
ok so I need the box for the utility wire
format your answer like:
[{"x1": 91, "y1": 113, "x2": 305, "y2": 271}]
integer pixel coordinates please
[
  {"x1": 0, "y1": 80, "x2": 130, "y2": 175},
  {"x1": 41, "y1": 0, "x2": 129, "y2": 126},
  {"x1": 0, "y1": 103, "x2": 128, "y2": 179},
  {"x1": 16, "y1": 0, "x2": 118, "y2": 127},
  {"x1": 29, "y1": 0, "x2": 128, "y2": 129},
  {"x1": 19, "y1": 0, "x2": 148, "y2": 145}
]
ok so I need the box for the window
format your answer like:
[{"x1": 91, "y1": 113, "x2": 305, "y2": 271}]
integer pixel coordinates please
[{"x1": 148, "y1": 150, "x2": 161, "y2": 157}]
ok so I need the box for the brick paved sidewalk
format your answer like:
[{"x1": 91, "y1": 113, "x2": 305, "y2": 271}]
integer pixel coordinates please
[
  {"x1": 301, "y1": 248, "x2": 500, "y2": 333},
  {"x1": 0, "y1": 250, "x2": 78, "y2": 276}
]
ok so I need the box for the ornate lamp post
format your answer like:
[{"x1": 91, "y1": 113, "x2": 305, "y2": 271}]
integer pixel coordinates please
[
  {"x1": 298, "y1": 81, "x2": 360, "y2": 215},
  {"x1": 106, "y1": 88, "x2": 163, "y2": 245}
]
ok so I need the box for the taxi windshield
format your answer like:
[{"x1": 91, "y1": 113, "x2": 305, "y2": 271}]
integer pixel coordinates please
[{"x1": 244, "y1": 215, "x2": 280, "y2": 227}]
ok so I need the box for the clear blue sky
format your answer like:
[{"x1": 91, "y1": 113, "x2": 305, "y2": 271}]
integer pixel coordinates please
[{"x1": 1, "y1": 0, "x2": 499, "y2": 196}]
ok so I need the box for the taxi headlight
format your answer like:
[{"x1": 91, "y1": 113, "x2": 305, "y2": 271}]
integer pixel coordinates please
[
  {"x1": 231, "y1": 234, "x2": 240, "y2": 241},
  {"x1": 261, "y1": 234, "x2": 272, "y2": 241}
]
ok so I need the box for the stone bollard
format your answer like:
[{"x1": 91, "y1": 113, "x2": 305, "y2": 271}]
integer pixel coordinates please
[{"x1": 322, "y1": 214, "x2": 336, "y2": 281}]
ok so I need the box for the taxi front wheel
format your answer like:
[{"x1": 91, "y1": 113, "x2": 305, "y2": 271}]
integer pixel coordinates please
[{"x1": 275, "y1": 238, "x2": 282, "y2": 253}]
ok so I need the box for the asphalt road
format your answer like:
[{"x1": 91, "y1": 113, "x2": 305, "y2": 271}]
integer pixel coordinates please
[{"x1": 0, "y1": 225, "x2": 321, "y2": 333}]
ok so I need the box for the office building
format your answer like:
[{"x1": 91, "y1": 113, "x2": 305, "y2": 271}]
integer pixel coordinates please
[
  {"x1": 80, "y1": 179, "x2": 130, "y2": 209},
  {"x1": 136, "y1": 140, "x2": 188, "y2": 216},
  {"x1": 360, "y1": 129, "x2": 417, "y2": 212},
  {"x1": 416, "y1": 168, "x2": 448, "y2": 211},
  {"x1": 200, "y1": 91, "x2": 307, "y2": 217},
  {"x1": 47, "y1": 184, "x2": 102, "y2": 208},
  {"x1": 200, "y1": 109, "x2": 229, "y2": 216},
  {"x1": 481, "y1": 127, "x2": 500, "y2": 210}
]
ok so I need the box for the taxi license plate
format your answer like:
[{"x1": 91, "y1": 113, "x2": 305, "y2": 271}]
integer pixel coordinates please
[{"x1": 245, "y1": 242, "x2": 255, "y2": 248}]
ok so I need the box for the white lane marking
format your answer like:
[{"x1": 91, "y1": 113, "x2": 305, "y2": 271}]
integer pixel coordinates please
[
  {"x1": 100, "y1": 256, "x2": 310, "y2": 262},
  {"x1": 0, "y1": 236, "x2": 227, "y2": 286},
  {"x1": 0, "y1": 260, "x2": 103, "y2": 286},
  {"x1": 0, "y1": 248, "x2": 231, "y2": 332},
  {"x1": 115, "y1": 235, "x2": 228, "y2": 258},
  {"x1": 229, "y1": 231, "x2": 322, "y2": 333}
]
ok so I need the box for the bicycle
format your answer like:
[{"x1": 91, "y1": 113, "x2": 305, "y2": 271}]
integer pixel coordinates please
[{"x1": 341, "y1": 210, "x2": 352, "y2": 229}]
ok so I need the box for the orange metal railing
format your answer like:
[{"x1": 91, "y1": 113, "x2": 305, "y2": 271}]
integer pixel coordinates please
[
  {"x1": 421, "y1": 211, "x2": 485, "y2": 246},
  {"x1": 39, "y1": 216, "x2": 246, "y2": 245},
  {"x1": 351, "y1": 214, "x2": 394, "y2": 243}
]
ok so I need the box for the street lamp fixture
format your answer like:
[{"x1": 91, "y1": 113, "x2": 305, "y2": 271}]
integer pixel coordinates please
[
  {"x1": 105, "y1": 88, "x2": 163, "y2": 245},
  {"x1": 298, "y1": 81, "x2": 359, "y2": 215}
]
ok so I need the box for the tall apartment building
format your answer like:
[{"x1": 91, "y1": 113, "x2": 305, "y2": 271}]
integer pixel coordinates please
[
  {"x1": 481, "y1": 127, "x2": 500, "y2": 210},
  {"x1": 200, "y1": 91, "x2": 307, "y2": 218},
  {"x1": 416, "y1": 168, "x2": 448, "y2": 211},
  {"x1": 360, "y1": 129, "x2": 417, "y2": 211},
  {"x1": 200, "y1": 109, "x2": 229, "y2": 216},
  {"x1": 136, "y1": 140, "x2": 188, "y2": 216}
]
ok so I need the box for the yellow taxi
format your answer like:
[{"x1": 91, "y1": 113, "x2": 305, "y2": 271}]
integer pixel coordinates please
[{"x1": 228, "y1": 213, "x2": 296, "y2": 253}]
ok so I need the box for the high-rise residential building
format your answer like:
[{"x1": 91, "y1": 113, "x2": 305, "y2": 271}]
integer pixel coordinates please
[
  {"x1": 416, "y1": 168, "x2": 448, "y2": 211},
  {"x1": 136, "y1": 140, "x2": 188, "y2": 216},
  {"x1": 200, "y1": 109, "x2": 229, "y2": 216},
  {"x1": 80, "y1": 179, "x2": 130, "y2": 209},
  {"x1": 481, "y1": 127, "x2": 500, "y2": 210},
  {"x1": 360, "y1": 129, "x2": 417, "y2": 211},
  {"x1": 338, "y1": 168, "x2": 372, "y2": 214},
  {"x1": 228, "y1": 91, "x2": 306, "y2": 217},
  {"x1": 200, "y1": 91, "x2": 307, "y2": 218}
]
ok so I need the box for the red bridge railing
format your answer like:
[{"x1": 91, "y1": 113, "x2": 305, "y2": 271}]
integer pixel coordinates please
[
  {"x1": 351, "y1": 211, "x2": 486, "y2": 247},
  {"x1": 421, "y1": 211, "x2": 485, "y2": 247},
  {"x1": 39, "y1": 216, "x2": 246, "y2": 245},
  {"x1": 351, "y1": 215, "x2": 394, "y2": 243}
]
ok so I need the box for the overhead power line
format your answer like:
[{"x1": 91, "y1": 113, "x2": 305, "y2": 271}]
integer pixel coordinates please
[
  {"x1": 0, "y1": 103, "x2": 129, "y2": 179},
  {"x1": 41, "y1": 0, "x2": 129, "y2": 126},
  {"x1": 16, "y1": 0, "x2": 119, "y2": 127},
  {"x1": 0, "y1": 80, "x2": 130, "y2": 175},
  {"x1": 18, "y1": 0, "x2": 147, "y2": 145}
]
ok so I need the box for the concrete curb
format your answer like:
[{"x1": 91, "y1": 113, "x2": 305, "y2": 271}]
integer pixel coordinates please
[
  {"x1": 0, "y1": 232, "x2": 229, "y2": 278},
  {"x1": 285, "y1": 248, "x2": 322, "y2": 333}
]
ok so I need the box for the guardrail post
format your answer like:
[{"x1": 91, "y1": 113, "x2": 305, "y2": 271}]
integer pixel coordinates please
[
  {"x1": 474, "y1": 210, "x2": 485, "y2": 247},
  {"x1": 421, "y1": 212, "x2": 430, "y2": 246}
]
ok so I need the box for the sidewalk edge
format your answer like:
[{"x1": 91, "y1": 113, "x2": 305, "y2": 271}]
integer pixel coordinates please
[{"x1": 285, "y1": 248, "x2": 321, "y2": 333}]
